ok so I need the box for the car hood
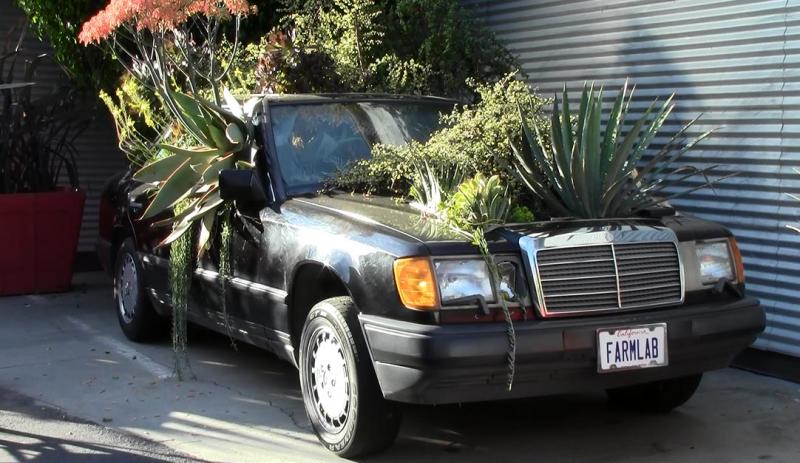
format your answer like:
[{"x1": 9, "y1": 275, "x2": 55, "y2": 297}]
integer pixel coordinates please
[
  {"x1": 289, "y1": 193, "x2": 464, "y2": 242},
  {"x1": 284, "y1": 193, "x2": 726, "y2": 255}
]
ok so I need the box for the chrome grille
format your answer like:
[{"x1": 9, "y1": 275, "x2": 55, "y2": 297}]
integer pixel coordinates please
[{"x1": 534, "y1": 241, "x2": 682, "y2": 316}]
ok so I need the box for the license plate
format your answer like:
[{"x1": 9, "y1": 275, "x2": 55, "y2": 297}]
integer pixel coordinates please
[{"x1": 597, "y1": 323, "x2": 668, "y2": 373}]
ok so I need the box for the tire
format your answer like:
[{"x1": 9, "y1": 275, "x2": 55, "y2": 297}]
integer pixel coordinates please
[
  {"x1": 299, "y1": 297, "x2": 401, "y2": 458},
  {"x1": 607, "y1": 374, "x2": 703, "y2": 413},
  {"x1": 113, "y1": 238, "x2": 167, "y2": 342}
]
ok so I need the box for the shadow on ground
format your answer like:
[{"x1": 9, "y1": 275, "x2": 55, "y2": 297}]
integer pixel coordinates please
[
  {"x1": 183, "y1": 323, "x2": 798, "y2": 463},
  {"x1": 0, "y1": 387, "x2": 195, "y2": 462}
]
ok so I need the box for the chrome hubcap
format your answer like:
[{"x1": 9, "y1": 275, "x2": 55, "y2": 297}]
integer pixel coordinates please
[
  {"x1": 117, "y1": 254, "x2": 138, "y2": 324},
  {"x1": 309, "y1": 326, "x2": 350, "y2": 433}
]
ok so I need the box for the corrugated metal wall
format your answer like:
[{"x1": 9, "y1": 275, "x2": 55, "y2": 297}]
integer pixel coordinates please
[
  {"x1": 464, "y1": 0, "x2": 800, "y2": 357},
  {"x1": 2, "y1": 0, "x2": 127, "y2": 252}
]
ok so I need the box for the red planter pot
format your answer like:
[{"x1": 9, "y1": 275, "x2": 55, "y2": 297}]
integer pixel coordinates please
[{"x1": 0, "y1": 190, "x2": 86, "y2": 295}]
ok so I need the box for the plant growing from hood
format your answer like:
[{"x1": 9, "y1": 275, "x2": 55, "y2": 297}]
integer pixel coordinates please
[
  {"x1": 80, "y1": 0, "x2": 255, "y2": 378},
  {"x1": 512, "y1": 81, "x2": 731, "y2": 218},
  {"x1": 409, "y1": 165, "x2": 534, "y2": 390},
  {"x1": 336, "y1": 79, "x2": 726, "y2": 390}
]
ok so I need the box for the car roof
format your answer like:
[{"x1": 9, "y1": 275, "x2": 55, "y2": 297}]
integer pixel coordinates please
[{"x1": 255, "y1": 93, "x2": 459, "y2": 106}]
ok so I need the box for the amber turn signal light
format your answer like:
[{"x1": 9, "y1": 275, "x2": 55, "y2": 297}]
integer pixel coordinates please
[
  {"x1": 728, "y1": 237, "x2": 745, "y2": 284},
  {"x1": 393, "y1": 257, "x2": 439, "y2": 310}
]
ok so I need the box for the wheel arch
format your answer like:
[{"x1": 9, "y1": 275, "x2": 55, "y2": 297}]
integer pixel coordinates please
[{"x1": 287, "y1": 260, "x2": 354, "y2": 358}]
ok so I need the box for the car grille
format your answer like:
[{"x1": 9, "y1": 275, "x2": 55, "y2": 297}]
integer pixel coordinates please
[{"x1": 534, "y1": 241, "x2": 682, "y2": 316}]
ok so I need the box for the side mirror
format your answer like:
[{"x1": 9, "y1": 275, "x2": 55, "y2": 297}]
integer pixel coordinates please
[{"x1": 219, "y1": 169, "x2": 268, "y2": 204}]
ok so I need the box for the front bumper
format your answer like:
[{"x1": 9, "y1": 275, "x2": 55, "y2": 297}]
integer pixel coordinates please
[{"x1": 359, "y1": 296, "x2": 765, "y2": 404}]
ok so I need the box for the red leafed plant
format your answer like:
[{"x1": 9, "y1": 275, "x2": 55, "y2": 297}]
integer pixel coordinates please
[
  {"x1": 79, "y1": 0, "x2": 252, "y2": 108},
  {"x1": 79, "y1": 0, "x2": 250, "y2": 44}
]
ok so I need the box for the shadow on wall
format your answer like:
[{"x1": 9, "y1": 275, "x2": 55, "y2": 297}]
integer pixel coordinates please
[
  {"x1": 538, "y1": 10, "x2": 798, "y2": 353},
  {"x1": 610, "y1": 16, "x2": 798, "y2": 354}
]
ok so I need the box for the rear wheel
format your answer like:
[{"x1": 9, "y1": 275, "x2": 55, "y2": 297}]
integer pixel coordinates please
[
  {"x1": 299, "y1": 297, "x2": 401, "y2": 458},
  {"x1": 607, "y1": 374, "x2": 703, "y2": 413},
  {"x1": 114, "y1": 238, "x2": 167, "y2": 342}
]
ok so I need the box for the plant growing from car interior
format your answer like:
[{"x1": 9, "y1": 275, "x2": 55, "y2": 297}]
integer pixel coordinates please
[
  {"x1": 333, "y1": 73, "x2": 549, "y2": 195},
  {"x1": 79, "y1": 0, "x2": 254, "y2": 378},
  {"x1": 511, "y1": 81, "x2": 731, "y2": 219}
]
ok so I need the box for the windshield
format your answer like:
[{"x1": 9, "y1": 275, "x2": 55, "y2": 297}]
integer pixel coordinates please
[{"x1": 269, "y1": 101, "x2": 453, "y2": 192}]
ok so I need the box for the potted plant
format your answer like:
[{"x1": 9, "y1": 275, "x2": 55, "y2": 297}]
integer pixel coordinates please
[{"x1": 0, "y1": 27, "x2": 89, "y2": 295}]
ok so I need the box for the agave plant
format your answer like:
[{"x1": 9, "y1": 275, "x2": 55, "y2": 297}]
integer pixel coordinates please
[
  {"x1": 445, "y1": 173, "x2": 514, "y2": 230},
  {"x1": 408, "y1": 162, "x2": 465, "y2": 216},
  {"x1": 134, "y1": 88, "x2": 258, "y2": 253},
  {"x1": 409, "y1": 163, "x2": 533, "y2": 235},
  {"x1": 512, "y1": 81, "x2": 730, "y2": 218}
]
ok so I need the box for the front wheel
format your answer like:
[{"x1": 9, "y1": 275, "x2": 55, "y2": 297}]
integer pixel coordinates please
[
  {"x1": 607, "y1": 374, "x2": 703, "y2": 413},
  {"x1": 299, "y1": 297, "x2": 401, "y2": 458}
]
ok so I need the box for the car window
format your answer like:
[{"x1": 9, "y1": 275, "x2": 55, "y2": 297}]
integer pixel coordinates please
[{"x1": 270, "y1": 101, "x2": 452, "y2": 192}]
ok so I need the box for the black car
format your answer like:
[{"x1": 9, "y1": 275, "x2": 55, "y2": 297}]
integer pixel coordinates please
[{"x1": 97, "y1": 94, "x2": 765, "y2": 458}]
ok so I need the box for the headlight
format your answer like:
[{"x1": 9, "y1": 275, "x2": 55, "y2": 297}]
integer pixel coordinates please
[
  {"x1": 695, "y1": 240, "x2": 735, "y2": 284},
  {"x1": 434, "y1": 259, "x2": 495, "y2": 304}
]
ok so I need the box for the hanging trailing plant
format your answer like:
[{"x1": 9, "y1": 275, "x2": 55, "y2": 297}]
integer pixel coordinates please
[
  {"x1": 218, "y1": 204, "x2": 237, "y2": 350},
  {"x1": 169, "y1": 200, "x2": 196, "y2": 379},
  {"x1": 130, "y1": 90, "x2": 257, "y2": 378}
]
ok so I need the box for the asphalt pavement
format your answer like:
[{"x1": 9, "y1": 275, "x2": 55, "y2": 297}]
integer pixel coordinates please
[{"x1": 0, "y1": 272, "x2": 799, "y2": 463}]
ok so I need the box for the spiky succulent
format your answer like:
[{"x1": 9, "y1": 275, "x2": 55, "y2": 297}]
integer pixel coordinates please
[
  {"x1": 444, "y1": 173, "x2": 513, "y2": 230},
  {"x1": 133, "y1": 88, "x2": 258, "y2": 253},
  {"x1": 512, "y1": 81, "x2": 729, "y2": 218}
]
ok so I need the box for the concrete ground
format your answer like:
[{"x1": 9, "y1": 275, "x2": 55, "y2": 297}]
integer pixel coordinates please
[
  {"x1": 0, "y1": 272, "x2": 799, "y2": 463},
  {"x1": 0, "y1": 386, "x2": 196, "y2": 462}
]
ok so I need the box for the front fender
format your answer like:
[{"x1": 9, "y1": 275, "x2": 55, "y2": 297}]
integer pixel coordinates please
[{"x1": 264, "y1": 205, "x2": 434, "y2": 323}]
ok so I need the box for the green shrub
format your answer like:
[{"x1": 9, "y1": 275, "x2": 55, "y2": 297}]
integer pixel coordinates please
[
  {"x1": 99, "y1": 75, "x2": 174, "y2": 166},
  {"x1": 333, "y1": 74, "x2": 549, "y2": 195},
  {"x1": 275, "y1": 0, "x2": 518, "y2": 97},
  {"x1": 249, "y1": 31, "x2": 346, "y2": 94},
  {"x1": 14, "y1": 0, "x2": 121, "y2": 91},
  {"x1": 383, "y1": 0, "x2": 519, "y2": 98}
]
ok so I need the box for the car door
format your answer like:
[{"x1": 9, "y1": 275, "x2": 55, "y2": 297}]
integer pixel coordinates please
[
  {"x1": 224, "y1": 205, "x2": 289, "y2": 351},
  {"x1": 190, "y1": 232, "x2": 226, "y2": 328},
  {"x1": 218, "y1": 103, "x2": 291, "y2": 353}
]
